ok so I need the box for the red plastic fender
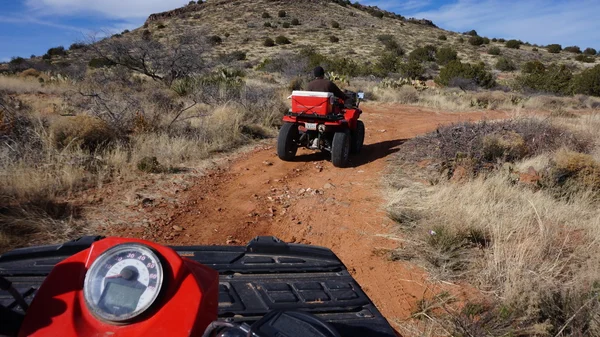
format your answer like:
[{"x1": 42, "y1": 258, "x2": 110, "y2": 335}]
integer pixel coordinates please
[{"x1": 19, "y1": 237, "x2": 219, "y2": 337}]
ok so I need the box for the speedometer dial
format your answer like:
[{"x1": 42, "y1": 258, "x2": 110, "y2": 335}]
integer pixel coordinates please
[{"x1": 83, "y1": 244, "x2": 164, "y2": 323}]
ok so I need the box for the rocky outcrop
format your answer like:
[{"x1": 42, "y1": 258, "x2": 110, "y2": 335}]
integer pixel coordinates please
[{"x1": 146, "y1": 3, "x2": 205, "y2": 23}]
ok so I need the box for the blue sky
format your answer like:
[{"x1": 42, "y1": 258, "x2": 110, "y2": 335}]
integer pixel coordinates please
[{"x1": 1, "y1": 0, "x2": 599, "y2": 62}]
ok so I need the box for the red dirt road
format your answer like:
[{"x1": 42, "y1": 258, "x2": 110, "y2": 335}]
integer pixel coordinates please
[{"x1": 102, "y1": 104, "x2": 515, "y2": 330}]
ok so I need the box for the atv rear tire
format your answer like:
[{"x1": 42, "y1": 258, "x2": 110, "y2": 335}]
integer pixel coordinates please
[
  {"x1": 331, "y1": 130, "x2": 351, "y2": 168},
  {"x1": 351, "y1": 121, "x2": 365, "y2": 154},
  {"x1": 277, "y1": 123, "x2": 299, "y2": 161}
]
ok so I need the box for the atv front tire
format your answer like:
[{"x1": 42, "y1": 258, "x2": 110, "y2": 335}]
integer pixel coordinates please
[
  {"x1": 277, "y1": 123, "x2": 299, "y2": 161},
  {"x1": 351, "y1": 121, "x2": 365, "y2": 154},
  {"x1": 331, "y1": 130, "x2": 351, "y2": 168}
]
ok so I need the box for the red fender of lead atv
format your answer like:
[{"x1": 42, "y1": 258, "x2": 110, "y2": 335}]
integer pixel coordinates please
[{"x1": 18, "y1": 237, "x2": 219, "y2": 337}]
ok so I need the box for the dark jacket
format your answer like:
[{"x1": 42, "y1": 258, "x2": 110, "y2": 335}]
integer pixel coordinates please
[{"x1": 307, "y1": 78, "x2": 347, "y2": 99}]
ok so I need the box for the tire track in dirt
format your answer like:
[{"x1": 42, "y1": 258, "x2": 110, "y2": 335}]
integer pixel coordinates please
[{"x1": 135, "y1": 104, "x2": 515, "y2": 325}]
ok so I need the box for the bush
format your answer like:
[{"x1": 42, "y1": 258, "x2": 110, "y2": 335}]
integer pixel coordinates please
[
  {"x1": 264, "y1": 38, "x2": 275, "y2": 47},
  {"x1": 263, "y1": 22, "x2": 272, "y2": 28},
  {"x1": 532, "y1": 47, "x2": 538, "y2": 52},
  {"x1": 488, "y1": 46, "x2": 501, "y2": 55},
  {"x1": 584, "y1": 47, "x2": 597, "y2": 56},
  {"x1": 47, "y1": 46, "x2": 66, "y2": 56},
  {"x1": 498, "y1": 38, "x2": 506, "y2": 43},
  {"x1": 88, "y1": 57, "x2": 116, "y2": 68},
  {"x1": 465, "y1": 30, "x2": 478, "y2": 36},
  {"x1": 329, "y1": 35, "x2": 340, "y2": 43},
  {"x1": 575, "y1": 54, "x2": 595, "y2": 63},
  {"x1": 436, "y1": 60, "x2": 495, "y2": 89},
  {"x1": 436, "y1": 47, "x2": 458, "y2": 65},
  {"x1": 291, "y1": 18, "x2": 300, "y2": 25},
  {"x1": 282, "y1": 22, "x2": 290, "y2": 28},
  {"x1": 482, "y1": 131, "x2": 527, "y2": 162},
  {"x1": 377, "y1": 35, "x2": 404, "y2": 56},
  {"x1": 207, "y1": 35, "x2": 223, "y2": 45},
  {"x1": 522, "y1": 60, "x2": 545, "y2": 74},
  {"x1": 468, "y1": 36, "x2": 484, "y2": 46},
  {"x1": 541, "y1": 150, "x2": 600, "y2": 197},
  {"x1": 278, "y1": 10, "x2": 286, "y2": 17},
  {"x1": 482, "y1": 37, "x2": 490, "y2": 44},
  {"x1": 547, "y1": 44, "x2": 562, "y2": 53},
  {"x1": 409, "y1": 45, "x2": 436, "y2": 63},
  {"x1": 371, "y1": 11, "x2": 384, "y2": 19},
  {"x1": 157, "y1": 24, "x2": 166, "y2": 29},
  {"x1": 517, "y1": 63, "x2": 573, "y2": 95},
  {"x1": 495, "y1": 57, "x2": 516, "y2": 71},
  {"x1": 331, "y1": 20, "x2": 340, "y2": 29},
  {"x1": 137, "y1": 157, "x2": 164, "y2": 174},
  {"x1": 505, "y1": 40, "x2": 521, "y2": 49},
  {"x1": 262, "y1": 12, "x2": 271, "y2": 18},
  {"x1": 69, "y1": 43, "x2": 86, "y2": 50},
  {"x1": 573, "y1": 65, "x2": 600, "y2": 96},
  {"x1": 398, "y1": 61, "x2": 424, "y2": 79},
  {"x1": 51, "y1": 115, "x2": 115, "y2": 152},
  {"x1": 564, "y1": 46, "x2": 582, "y2": 53},
  {"x1": 275, "y1": 35, "x2": 291, "y2": 45},
  {"x1": 438, "y1": 34, "x2": 447, "y2": 41}
]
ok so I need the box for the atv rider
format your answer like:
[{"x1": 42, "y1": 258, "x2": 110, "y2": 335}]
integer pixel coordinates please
[{"x1": 307, "y1": 66, "x2": 348, "y2": 101}]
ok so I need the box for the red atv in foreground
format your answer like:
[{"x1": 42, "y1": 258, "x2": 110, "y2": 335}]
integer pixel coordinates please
[
  {"x1": 0, "y1": 236, "x2": 397, "y2": 337},
  {"x1": 278, "y1": 90, "x2": 365, "y2": 168}
]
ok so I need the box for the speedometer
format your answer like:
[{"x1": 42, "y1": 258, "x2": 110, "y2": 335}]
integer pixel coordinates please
[{"x1": 83, "y1": 243, "x2": 164, "y2": 323}]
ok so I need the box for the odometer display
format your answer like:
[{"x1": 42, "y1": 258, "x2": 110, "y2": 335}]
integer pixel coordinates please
[{"x1": 84, "y1": 244, "x2": 164, "y2": 323}]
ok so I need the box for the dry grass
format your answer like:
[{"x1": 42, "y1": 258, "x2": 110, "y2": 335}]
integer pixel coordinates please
[
  {"x1": 387, "y1": 117, "x2": 600, "y2": 336},
  {"x1": 0, "y1": 72, "x2": 286, "y2": 253}
]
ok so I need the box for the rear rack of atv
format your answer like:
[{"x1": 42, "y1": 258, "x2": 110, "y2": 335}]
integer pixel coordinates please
[
  {"x1": 285, "y1": 112, "x2": 346, "y2": 121},
  {"x1": 0, "y1": 236, "x2": 396, "y2": 337}
]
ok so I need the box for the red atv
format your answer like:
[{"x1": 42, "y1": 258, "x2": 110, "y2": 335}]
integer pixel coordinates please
[
  {"x1": 0, "y1": 236, "x2": 397, "y2": 337},
  {"x1": 277, "y1": 90, "x2": 365, "y2": 168}
]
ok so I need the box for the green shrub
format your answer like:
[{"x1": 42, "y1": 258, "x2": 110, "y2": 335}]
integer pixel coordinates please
[
  {"x1": 468, "y1": 36, "x2": 484, "y2": 46},
  {"x1": 207, "y1": 35, "x2": 222, "y2": 45},
  {"x1": 371, "y1": 11, "x2": 384, "y2": 19},
  {"x1": 584, "y1": 48, "x2": 597, "y2": 55},
  {"x1": 488, "y1": 46, "x2": 501, "y2": 55},
  {"x1": 438, "y1": 34, "x2": 447, "y2": 41},
  {"x1": 331, "y1": 21, "x2": 340, "y2": 29},
  {"x1": 374, "y1": 52, "x2": 400, "y2": 75},
  {"x1": 495, "y1": 57, "x2": 516, "y2": 71},
  {"x1": 458, "y1": 37, "x2": 464, "y2": 43},
  {"x1": 547, "y1": 44, "x2": 562, "y2": 53},
  {"x1": 573, "y1": 65, "x2": 600, "y2": 96},
  {"x1": 278, "y1": 10, "x2": 287, "y2": 17},
  {"x1": 263, "y1": 22, "x2": 272, "y2": 27},
  {"x1": 157, "y1": 24, "x2": 166, "y2": 29},
  {"x1": 564, "y1": 46, "x2": 581, "y2": 53},
  {"x1": 491, "y1": 38, "x2": 498, "y2": 42},
  {"x1": 465, "y1": 30, "x2": 478, "y2": 36},
  {"x1": 482, "y1": 37, "x2": 490, "y2": 44},
  {"x1": 262, "y1": 12, "x2": 271, "y2": 18},
  {"x1": 377, "y1": 35, "x2": 404, "y2": 56},
  {"x1": 575, "y1": 54, "x2": 595, "y2": 63},
  {"x1": 398, "y1": 61, "x2": 424, "y2": 79},
  {"x1": 47, "y1": 46, "x2": 66, "y2": 56},
  {"x1": 264, "y1": 37, "x2": 275, "y2": 47},
  {"x1": 275, "y1": 35, "x2": 291, "y2": 45},
  {"x1": 291, "y1": 18, "x2": 300, "y2": 25},
  {"x1": 505, "y1": 40, "x2": 521, "y2": 49},
  {"x1": 522, "y1": 60, "x2": 545, "y2": 74},
  {"x1": 409, "y1": 45, "x2": 436, "y2": 63},
  {"x1": 436, "y1": 47, "x2": 458, "y2": 65},
  {"x1": 498, "y1": 38, "x2": 506, "y2": 43},
  {"x1": 282, "y1": 22, "x2": 290, "y2": 28},
  {"x1": 228, "y1": 50, "x2": 247, "y2": 61},
  {"x1": 69, "y1": 43, "x2": 86, "y2": 50},
  {"x1": 88, "y1": 57, "x2": 116, "y2": 68},
  {"x1": 329, "y1": 35, "x2": 340, "y2": 43},
  {"x1": 436, "y1": 60, "x2": 495, "y2": 89},
  {"x1": 137, "y1": 157, "x2": 164, "y2": 174},
  {"x1": 517, "y1": 63, "x2": 573, "y2": 95}
]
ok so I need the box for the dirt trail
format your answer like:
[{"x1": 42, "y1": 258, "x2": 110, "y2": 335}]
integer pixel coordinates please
[{"x1": 104, "y1": 104, "x2": 514, "y2": 327}]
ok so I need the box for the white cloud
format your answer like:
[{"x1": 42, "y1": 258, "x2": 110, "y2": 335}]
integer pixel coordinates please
[
  {"x1": 412, "y1": 0, "x2": 600, "y2": 48},
  {"x1": 25, "y1": 0, "x2": 190, "y2": 19}
]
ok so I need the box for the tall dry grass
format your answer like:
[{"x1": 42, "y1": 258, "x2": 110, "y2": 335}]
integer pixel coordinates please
[
  {"x1": 387, "y1": 116, "x2": 600, "y2": 336},
  {"x1": 0, "y1": 72, "x2": 287, "y2": 253}
]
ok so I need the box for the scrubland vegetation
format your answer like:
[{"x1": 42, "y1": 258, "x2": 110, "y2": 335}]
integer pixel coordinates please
[{"x1": 387, "y1": 115, "x2": 600, "y2": 336}]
